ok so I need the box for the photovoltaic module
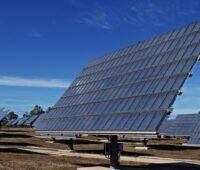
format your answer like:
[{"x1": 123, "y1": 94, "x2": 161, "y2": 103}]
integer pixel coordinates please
[{"x1": 35, "y1": 21, "x2": 200, "y2": 135}]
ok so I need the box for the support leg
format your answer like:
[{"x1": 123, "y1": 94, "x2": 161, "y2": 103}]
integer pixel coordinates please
[
  {"x1": 110, "y1": 136, "x2": 119, "y2": 169},
  {"x1": 143, "y1": 138, "x2": 147, "y2": 147},
  {"x1": 68, "y1": 138, "x2": 74, "y2": 151}
]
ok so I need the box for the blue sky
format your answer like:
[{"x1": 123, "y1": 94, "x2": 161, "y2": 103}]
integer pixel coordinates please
[{"x1": 0, "y1": 0, "x2": 200, "y2": 116}]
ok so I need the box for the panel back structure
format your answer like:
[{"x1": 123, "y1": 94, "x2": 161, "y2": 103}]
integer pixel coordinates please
[
  {"x1": 37, "y1": 133, "x2": 76, "y2": 139},
  {"x1": 159, "y1": 113, "x2": 200, "y2": 136},
  {"x1": 35, "y1": 21, "x2": 200, "y2": 135}
]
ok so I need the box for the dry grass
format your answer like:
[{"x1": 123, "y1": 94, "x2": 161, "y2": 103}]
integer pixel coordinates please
[
  {"x1": 0, "y1": 128, "x2": 68, "y2": 150},
  {"x1": 0, "y1": 152, "x2": 108, "y2": 170},
  {"x1": 0, "y1": 128, "x2": 200, "y2": 170},
  {"x1": 74, "y1": 136, "x2": 200, "y2": 160},
  {"x1": 122, "y1": 138, "x2": 200, "y2": 160}
]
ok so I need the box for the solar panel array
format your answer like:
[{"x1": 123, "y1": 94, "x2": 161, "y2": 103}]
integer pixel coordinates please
[
  {"x1": 7, "y1": 119, "x2": 17, "y2": 126},
  {"x1": 188, "y1": 116, "x2": 200, "y2": 144},
  {"x1": 24, "y1": 115, "x2": 40, "y2": 126},
  {"x1": 159, "y1": 114, "x2": 200, "y2": 136},
  {"x1": 0, "y1": 108, "x2": 8, "y2": 121},
  {"x1": 157, "y1": 116, "x2": 174, "y2": 136},
  {"x1": 10, "y1": 118, "x2": 20, "y2": 126},
  {"x1": 35, "y1": 21, "x2": 200, "y2": 135},
  {"x1": 16, "y1": 117, "x2": 30, "y2": 126}
]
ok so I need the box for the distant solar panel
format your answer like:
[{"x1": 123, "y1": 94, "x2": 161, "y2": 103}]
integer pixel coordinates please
[
  {"x1": 159, "y1": 114, "x2": 200, "y2": 136},
  {"x1": 7, "y1": 119, "x2": 17, "y2": 126},
  {"x1": 24, "y1": 115, "x2": 40, "y2": 126},
  {"x1": 188, "y1": 115, "x2": 200, "y2": 144},
  {"x1": 0, "y1": 108, "x2": 8, "y2": 121},
  {"x1": 10, "y1": 118, "x2": 20, "y2": 126},
  {"x1": 35, "y1": 21, "x2": 200, "y2": 135},
  {"x1": 15, "y1": 118, "x2": 23, "y2": 126},
  {"x1": 16, "y1": 117, "x2": 30, "y2": 126},
  {"x1": 158, "y1": 117, "x2": 174, "y2": 136}
]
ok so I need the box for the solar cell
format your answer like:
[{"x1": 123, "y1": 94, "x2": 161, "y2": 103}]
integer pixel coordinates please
[
  {"x1": 159, "y1": 114, "x2": 200, "y2": 136},
  {"x1": 35, "y1": 21, "x2": 200, "y2": 135}
]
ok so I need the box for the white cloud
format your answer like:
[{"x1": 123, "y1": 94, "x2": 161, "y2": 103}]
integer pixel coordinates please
[
  {"x1": 75, "y1": 0, "x2": 200, "y2": 30},
  {"x1": 124, "y1": 1, "x2": 165, "y2": 27},
  {"x1": 76, "y1": 1, "x2": 166, "y2": 30},
  {"x1": 0, "y1": 76, "x2": 70, "y2": 88},
  {"x1": 79, "y1": 10, "x2": 113, "y2": 30}
]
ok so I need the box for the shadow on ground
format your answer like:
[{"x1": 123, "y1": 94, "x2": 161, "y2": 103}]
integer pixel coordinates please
[
  {"x1": 0, "y1": 129, "x2": 31, "y2": 133},
  {"x1": 77, "y1": 163, "x2": 110, "y2": 168},
  {"x1": 118, "y1": 139, "x2": 142, "y2": 143},
  {"x1": 75, "y1": 149, "x2": 153, "y2": 157},
  {"x1": 148, "y1": 144, "x2": 200, "y2": 150},
  {"x1": 0, "y1": 148, "x2": 47, "y2": 155},
  {"x1": 120, "y1": 163, "x2": 200, "y2": 170},
  {"x1": 0, "y1": 142, "x2": 40, "y2": 147},
  {"x1": 57, "y1": 139, "x2": 102, "y2": 145},
  {"x1": 0, "y1": 133, "x2": 33, "y2": 138},
  {"x1": 122, "y1": 151, "x2": 153, "y2": 157},
  {"x1": 77, "y1": 162, "x2": 200, "y2": 170}
]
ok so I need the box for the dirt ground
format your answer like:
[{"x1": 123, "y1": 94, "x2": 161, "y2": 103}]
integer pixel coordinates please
[{"x1": 0, "y1": 128, "x2": 200, "y2": 170}]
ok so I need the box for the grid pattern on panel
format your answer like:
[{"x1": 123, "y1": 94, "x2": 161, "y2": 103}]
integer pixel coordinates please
[
  {"x1": 159, "y1": 114, "x2": 200, "y2": 136},
  {"x1": 85, "y1": 21, "x2": 200, "y2": 69},
  {"x1": 188, "y1": 117, "x2": 200, "y2": 144},
  {"x1": 17, "y1": 117, "x2": 30, "y2": 126},
  {"x1": 158, "y1": 117, "x2": 171, "y2": 135},
  {"x1": 24, "y1": 115, "x2": 40, "y2": 126},
  {"x1": 35, "y1": 21, "x2": 200, "y2": 134}
]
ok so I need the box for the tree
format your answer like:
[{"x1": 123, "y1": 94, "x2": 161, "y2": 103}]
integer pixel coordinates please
[
  {"x1": 30, "y1": 105, "x2": 45, "y2": 115},
  {"x1": 23, "y1": 112, "x2": 30, "y2": 117},
  {"x1": 7, "y1": 112, "x2": 18, "y2": 120},
  {"x1": 46, "y1": 107, "x2": 52, "y2": 113}
]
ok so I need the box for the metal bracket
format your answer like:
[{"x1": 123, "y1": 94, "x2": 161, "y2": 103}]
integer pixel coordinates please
[
  {"x1": 166, "y1": 108, "x2": 173, "y2": 114},
  {"x1": 178, "y1": 90, "x2": 182, "y2": 96},
  {"x1": 198, "y1": 55, "x2": 200, "y2": 61},
  {"x1": 188, "y1": 72, "x2": 193, "y2": 78}
]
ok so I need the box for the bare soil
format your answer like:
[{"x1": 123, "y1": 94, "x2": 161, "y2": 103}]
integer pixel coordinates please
[{"x1": 0, "y1": 128, "x2": 199, "y2": 170}]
